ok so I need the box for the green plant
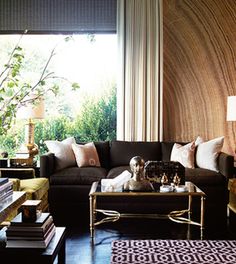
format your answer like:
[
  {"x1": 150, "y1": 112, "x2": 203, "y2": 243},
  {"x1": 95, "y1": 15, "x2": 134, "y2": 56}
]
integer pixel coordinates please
[
  {"x1": 0, "y1": 86, "x2": 117, "y2": 156},
  {"x1": 0, "y1": 34, "x2": 79, "y2": 136},
  {"x1": 73, "y1": 85, "x2": 117, "y2": 142}
]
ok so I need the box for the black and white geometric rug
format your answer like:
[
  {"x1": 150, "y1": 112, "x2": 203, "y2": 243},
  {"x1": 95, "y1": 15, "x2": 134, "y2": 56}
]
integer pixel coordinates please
[{"x1": 111, "y1": 240, "x2": 236, "y2": 264}]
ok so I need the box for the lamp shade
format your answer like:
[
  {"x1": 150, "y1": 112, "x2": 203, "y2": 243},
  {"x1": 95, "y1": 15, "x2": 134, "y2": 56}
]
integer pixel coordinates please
[
  {"x1": 17, "y1": 96, "x2": 45, "y2": 120},
  {"x1": 227, "y1": 96, "x2": 236, "y2": 121}
]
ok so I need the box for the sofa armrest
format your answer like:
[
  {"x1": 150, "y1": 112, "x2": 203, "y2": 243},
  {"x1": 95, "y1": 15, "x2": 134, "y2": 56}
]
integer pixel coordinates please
[
  {"x1": 218, "y1": 152, "x2": 234, "y2": 179},
  {"x1": 40, "y1": 152, "x2": 55, "y2": 178}
]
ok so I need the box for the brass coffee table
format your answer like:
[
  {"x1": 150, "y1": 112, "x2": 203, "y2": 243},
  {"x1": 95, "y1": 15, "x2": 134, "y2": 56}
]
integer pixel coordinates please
[{"x1": 89, "y1": 181, "x2": 206, "y2": 239}]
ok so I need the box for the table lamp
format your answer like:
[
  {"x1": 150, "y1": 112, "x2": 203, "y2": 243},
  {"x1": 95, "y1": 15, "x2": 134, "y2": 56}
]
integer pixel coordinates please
[
  {"x1": 17, "y1": 96, "x2": 45, "y2": 164},
  {"x1": 227, "y1": 96, "x2": 236, "y2": 158},
  {"x1": 227, "y1": 96, "x2": 236, "y2": 122}
]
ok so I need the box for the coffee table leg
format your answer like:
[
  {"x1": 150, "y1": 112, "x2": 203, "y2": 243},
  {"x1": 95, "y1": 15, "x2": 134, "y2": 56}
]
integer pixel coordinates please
[
  {"x1": 200, "y1": 196, "x2": 205, "y2": 239},
  {"x1": 90, "y1": 195, "x2": 96, "y2": 238},
  {"x1": 188, "y1": 194, "x2": 192, "y2": 220}
]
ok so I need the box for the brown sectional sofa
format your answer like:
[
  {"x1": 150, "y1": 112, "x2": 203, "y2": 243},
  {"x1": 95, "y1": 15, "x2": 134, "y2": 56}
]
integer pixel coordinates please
[{"x1": 40, "y1": 140, "x2": 234, "y2": 226}]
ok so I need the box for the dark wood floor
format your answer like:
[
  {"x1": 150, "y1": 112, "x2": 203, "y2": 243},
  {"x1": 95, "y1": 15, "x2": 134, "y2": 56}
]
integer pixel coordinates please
[{"x1": 60, "y1": 213, "x2": 236, "y2": 264}]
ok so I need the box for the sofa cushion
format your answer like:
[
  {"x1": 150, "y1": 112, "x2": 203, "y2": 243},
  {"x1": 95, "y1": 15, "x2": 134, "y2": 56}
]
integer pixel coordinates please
[
  {"x1": 107, "y1": 166, "x2": 131, "y2": 179},
  {"x1": 185, "y1": 168, "x2": 226, "y2": 186},
  {"x1": 110, "y1": 141, "x2": 161, "y2": 167},
  {"x1": 45, "y1": 137, "x2": 76, "y2": 171},
  {"x1": 94, "y1": 141, "x2": 110, "y2": 169},
  {"x1": 161, "y1": 142, "x2": 189, "y2": 161},
  {"x1": 196, "y1": 136, "x2": 224, "y2": 172},
  {"x1": 50, "y1": 167, "x2": 107, "y2": 185},
  {"x1": 77, "y1": 141, "x2": 110, "y2": 169},
  {"x1": 72, "y1": 142, "x2": 101, "y2": 167},
  {"x1": 170, "y1": 142, "x2": 195, "y2": 168}
]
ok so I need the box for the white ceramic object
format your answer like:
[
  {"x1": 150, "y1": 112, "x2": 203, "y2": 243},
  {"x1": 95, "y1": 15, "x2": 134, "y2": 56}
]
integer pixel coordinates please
[
  {"x1": 175, "y1": 185, "x2": 188, "y2": 192},
  {"x1": 101, "y1": 171, "x2": 132, "y2": 192},
  {"x1": 160, "y1": 185, "x2": 174, "y2": 193}
]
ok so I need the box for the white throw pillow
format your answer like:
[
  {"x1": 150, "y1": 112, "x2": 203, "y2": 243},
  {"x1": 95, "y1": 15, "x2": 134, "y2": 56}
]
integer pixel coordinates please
[
  {"x1": 170, "y1": 141, "x2": 195, "y2": 169},
  {"x1": 45, "y1": 137, "x2": 76, "y2": 171},
  {"x1": 195, "y1": 136, "x2": 204, "y2": 146},
  {"x1": 72, "y1": 142, "x2": 101, "y2": 167},
  {"x1": 196, "y1": 136, "x2": 224, "y2": 172}
]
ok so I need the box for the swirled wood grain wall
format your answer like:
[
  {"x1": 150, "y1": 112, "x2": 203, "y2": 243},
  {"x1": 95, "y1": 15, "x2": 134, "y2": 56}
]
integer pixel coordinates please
[{"x1": 163, "y1": 0, "x2": 236, "y2": 156}]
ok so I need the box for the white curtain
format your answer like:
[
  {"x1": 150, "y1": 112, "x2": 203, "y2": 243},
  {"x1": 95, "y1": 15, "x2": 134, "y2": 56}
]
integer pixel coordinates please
[{"x1": 117, "y1": 0, "x2": 163, "y2": 141}]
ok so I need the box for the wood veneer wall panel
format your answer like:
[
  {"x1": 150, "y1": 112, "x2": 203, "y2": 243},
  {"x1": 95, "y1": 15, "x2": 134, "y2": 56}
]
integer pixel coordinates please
[{"x1": 163, "y1": 0, "x2": 236, "y2": 156}]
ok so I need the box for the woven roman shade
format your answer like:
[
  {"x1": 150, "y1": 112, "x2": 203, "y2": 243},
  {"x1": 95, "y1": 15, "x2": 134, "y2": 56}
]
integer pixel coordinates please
[{"x1": 0, "y1": 0, "x2": 117, "y2": 33}]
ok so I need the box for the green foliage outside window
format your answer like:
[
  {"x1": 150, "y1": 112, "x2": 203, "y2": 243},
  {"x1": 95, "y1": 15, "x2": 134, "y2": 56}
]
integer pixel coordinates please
[
  {"x1": 0, "y1": 34, "x2": 117, "y2": 157},
  {"x1": 0, "y1": 85, "x2": 117, "y2": 156}
]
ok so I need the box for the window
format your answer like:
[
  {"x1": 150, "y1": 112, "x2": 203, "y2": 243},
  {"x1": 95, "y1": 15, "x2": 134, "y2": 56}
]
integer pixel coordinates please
[{"x1": 0, "y1": 34, "x2": 117, "y2": 156}]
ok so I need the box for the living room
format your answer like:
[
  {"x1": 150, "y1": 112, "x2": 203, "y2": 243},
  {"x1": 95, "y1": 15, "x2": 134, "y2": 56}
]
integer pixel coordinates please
[{"x1": 1, "y1": 0, "x2": 236, "y2": 264}]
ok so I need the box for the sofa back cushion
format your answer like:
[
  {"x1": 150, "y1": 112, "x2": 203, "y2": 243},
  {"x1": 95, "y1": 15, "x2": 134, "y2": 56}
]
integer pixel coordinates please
[
  {"x1": 94, "y1": 141, "x2": 110, "y2": 169},
  {"x1": 161, "y1": 141, "x2": 189, "y2": 162},
  {"x1": 110, "y1": 141, "x2": 161, "y2": 167},
  {"x1": 77, "y1": 141, "x2": 110, "y2": 169}
]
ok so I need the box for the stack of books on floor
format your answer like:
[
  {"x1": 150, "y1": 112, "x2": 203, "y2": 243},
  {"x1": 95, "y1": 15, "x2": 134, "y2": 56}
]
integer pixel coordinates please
[
  {"x1": 6, "y1": 212, "x2": 56, "y2": 248},
  {"x1": 0, "y1": 178, "x2": 13, "y2": 201}
]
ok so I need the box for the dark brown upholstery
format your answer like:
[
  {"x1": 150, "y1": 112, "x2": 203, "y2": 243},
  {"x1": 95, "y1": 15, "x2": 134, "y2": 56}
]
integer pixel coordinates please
[
  {"x1": 40, "y1": 140, "x2": 234, "y2": 225},
  {"x1": 110, "y1": 141, "x2": 161, "y2": 167},
  {"x1": 50, "y1": 167, "x2": 107, "y2": 185}
]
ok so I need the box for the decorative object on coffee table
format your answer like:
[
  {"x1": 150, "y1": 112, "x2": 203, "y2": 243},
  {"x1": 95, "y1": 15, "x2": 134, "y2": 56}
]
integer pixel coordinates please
[
  {"x1": 160, "y1": 173, "x2": 173, "y2": 192},
  {"x1": 161, "y1": 173, "x2": 168, "y2": 185},
  {"x1": 123, "y1": 156, "x2": 154, "y2": 191},
  {"x1": 173, "y1": 173, "x2": 181, "y2": 186},
  {"x1": 145, "y1": 161, "x2": 185, "y2": 190}
]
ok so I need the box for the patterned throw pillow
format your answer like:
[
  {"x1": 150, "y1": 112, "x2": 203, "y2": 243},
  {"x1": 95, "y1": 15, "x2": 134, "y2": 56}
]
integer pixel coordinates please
[
  {"x1": 45, "y1": 137, "x2": 76, "y2": 171},
  {"x1": 170, "y1": 141, "x2": 195, "y2": 169},
  {"x1": 72, "y1": 142, "x2": 101, "y2": 167},
  {"x1": 196, "y1": 136, "x2": 224, "y2": 172}
]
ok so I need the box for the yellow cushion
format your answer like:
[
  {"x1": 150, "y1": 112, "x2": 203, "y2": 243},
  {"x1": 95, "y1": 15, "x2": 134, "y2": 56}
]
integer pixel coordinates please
[
  {"x1": 39, "y1": 192, "x2": 49, "y2": 211},
  {"x1": 20, "y1": 178, "x2": 49, "y2": 200}
]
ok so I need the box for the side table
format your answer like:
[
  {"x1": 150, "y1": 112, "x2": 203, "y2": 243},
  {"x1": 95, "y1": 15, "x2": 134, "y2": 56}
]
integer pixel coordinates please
[
  {"x1": 0, "y1": 168, "x2": 35, "y2": 179},
  {"x1": 0, "y1": 163, "x2": 40, "y2": 179},
  {"x1": 0, "y1": 227, "x2": 66, "y2": 264}
]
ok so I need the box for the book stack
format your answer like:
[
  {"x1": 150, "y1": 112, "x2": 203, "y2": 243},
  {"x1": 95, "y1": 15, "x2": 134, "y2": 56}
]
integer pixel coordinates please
[
  {"x1": 0, "y1": 178, "x2": 13, "y2": 201},
  {"x1": 6, "y1": 212, "x2": 56, "y2": 248}
]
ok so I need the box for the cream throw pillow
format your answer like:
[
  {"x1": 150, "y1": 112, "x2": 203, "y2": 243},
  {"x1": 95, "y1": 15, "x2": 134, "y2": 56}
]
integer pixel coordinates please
[
  {"x1": 196, "y1": 136, "x2": 224, "y2": 172},
  {"x1": 45, "y1": 137, "x2": 76, "y2": 171},
  {"x1": 72, "y1": 142, "x2": 101, "y2": 167},
  {"x1": 170, "y1": 142, "x2": 195, "y2": 169},
  {"x1": 195, "y1": 136, "x2": 204, "y2": 146}
]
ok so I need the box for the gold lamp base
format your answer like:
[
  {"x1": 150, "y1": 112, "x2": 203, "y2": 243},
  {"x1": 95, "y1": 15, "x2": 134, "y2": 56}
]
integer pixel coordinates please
[
  {"x1": 13, "y1": 119, "x2": 39, "y2": 167},
  {"x1": 26, "y1": 143, "x2": 39, "y2": 157},
  {"x1": 24, "y1": 118, "x2": 39, "y2": 161}
]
